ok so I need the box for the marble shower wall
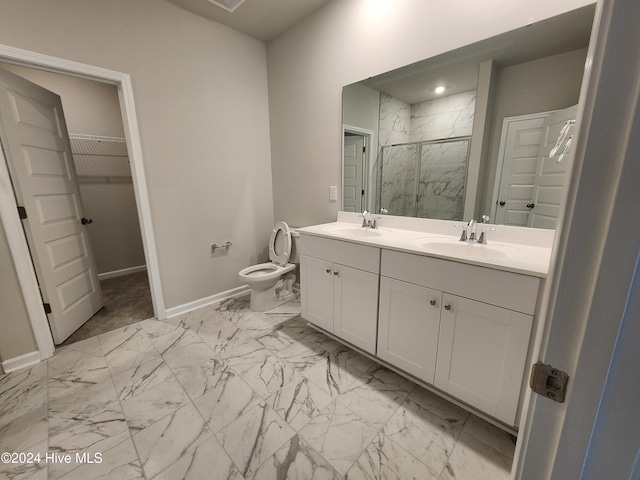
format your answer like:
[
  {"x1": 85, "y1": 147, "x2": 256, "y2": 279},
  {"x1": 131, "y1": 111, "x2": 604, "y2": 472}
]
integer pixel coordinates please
[
  {"x1": 376, "y1": 91, "x2": 476, "y2": 219},
  {"x1": 379, "y1": 93, "x2": 411, "y2": 146},
  {"x1": 410, "y1": 90, "x2": 476, "y2": 142}
]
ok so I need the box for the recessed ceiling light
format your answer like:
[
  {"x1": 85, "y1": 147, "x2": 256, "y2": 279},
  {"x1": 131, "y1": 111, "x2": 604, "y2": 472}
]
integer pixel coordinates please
[
  {"x1": 434, "y1": 86, "x2": 446, "y2": 94},
  {"x1": 207, "y1": 0, "x2": 246, "y2": 13}
]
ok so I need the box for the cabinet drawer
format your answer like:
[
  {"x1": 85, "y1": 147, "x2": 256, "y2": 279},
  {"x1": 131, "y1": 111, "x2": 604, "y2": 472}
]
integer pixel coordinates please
[
  {"x1": 300, "y1": 234, "x2": 380, "y2": 273},
  {"x1": 381, "y1": 249, "x2": 539, "y2": 314}
]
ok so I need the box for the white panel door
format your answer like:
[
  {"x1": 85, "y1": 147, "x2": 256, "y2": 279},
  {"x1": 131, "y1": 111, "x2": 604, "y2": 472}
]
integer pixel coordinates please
[
  {"x1": 528, "y1": 105, "x2": 578, "y2": 229},
  {"x1": 495, "y1": 115, "x2": 548, "y2": 226},
  {"x1": 300, "y1": 254, "x2": 334, "y2": 332},
  {"x1": 333, "y1": 263, "x2": 378, "y2": 354},
  {"x1": 377, "y1": 277, "x2": 442, "y2": 383},
  {"x1": 342, "y1": 135, "x2": 364, "y2": 212},
  {"x1": 0, "y1": 66, "x2": 103, "y2": 344},
  {"x1": 435, "y1": 294, "x2": 533, "y2": 425}
]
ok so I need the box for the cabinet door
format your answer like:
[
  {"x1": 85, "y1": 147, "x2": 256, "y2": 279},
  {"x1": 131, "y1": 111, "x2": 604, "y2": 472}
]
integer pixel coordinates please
[
  {"x1": 333, "y1": 264, "x2": 379, "y2": 355},
  {"x1": 377, "y1": 277, "x2": 442, "y2": 384},
  {"x1": 300, "y1": 254, "x2": 334, "y2": 332},
  {"x1": 435, "y1": 294, "x2": 533, "y2": 425}
]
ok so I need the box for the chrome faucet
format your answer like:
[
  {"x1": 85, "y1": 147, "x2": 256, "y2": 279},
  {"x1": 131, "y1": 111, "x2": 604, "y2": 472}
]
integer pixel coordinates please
[
  {"x1": 456, "y1": 218, "x2": 496, "y2": 243},
  {"x1": 359, "y1": 210, "x2": 382, "y2": 229},
  {"x1": 467, "y1": 219, "x2": 477, "y2": 242},
  {"x1": 360, "y1": 210, "x2": 371, "y2": 228}
]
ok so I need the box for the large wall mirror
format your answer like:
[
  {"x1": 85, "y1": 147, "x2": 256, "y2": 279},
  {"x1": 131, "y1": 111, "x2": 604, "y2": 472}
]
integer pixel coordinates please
[{"x1": 342, "y1": 4, "x2": 595, "y2": 229}]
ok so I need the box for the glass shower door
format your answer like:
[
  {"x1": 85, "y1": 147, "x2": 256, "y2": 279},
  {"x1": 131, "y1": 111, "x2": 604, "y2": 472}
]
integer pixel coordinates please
[{"x1": 377, "y1": 144, "x2": 418, "y2": 217}]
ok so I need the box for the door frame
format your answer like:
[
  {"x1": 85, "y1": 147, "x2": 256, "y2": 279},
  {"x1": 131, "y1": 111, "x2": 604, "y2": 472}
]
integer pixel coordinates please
[
  {"x1": 342, "y1": 124, "x2": 373, "y2": 212},
  {"x1": 0, "y1": 44, "x2": 165, "y2": 360},
  {"x1": 514, "y1": 0, "x2": 640, "y2": 477}
]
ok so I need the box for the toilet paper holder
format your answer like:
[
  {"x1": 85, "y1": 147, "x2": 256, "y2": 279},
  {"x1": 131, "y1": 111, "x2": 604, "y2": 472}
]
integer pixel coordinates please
[{"x1": 211, "y1": 241, "x2": 232, "y2": 252}]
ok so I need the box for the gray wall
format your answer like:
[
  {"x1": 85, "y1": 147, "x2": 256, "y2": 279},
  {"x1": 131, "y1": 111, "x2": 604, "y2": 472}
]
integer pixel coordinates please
[
  {"x1": 266, "y1": 0, "x2": 593, "y2": 227},
  {"x1": 0, "y1": 222, "x2": 37, "y2": 362},
  {"x1": 0, "y1": 64, "x2": 146, "y2": 275},
  {"x1": 0, "y1": 0, "x2": 275, "y2": 311},
  {"x1": 0, "y1": 64, "x2": 126, "y2": 137},
  {"x1": 481, "y1": 48, "x2": 588, "y2": 213}
]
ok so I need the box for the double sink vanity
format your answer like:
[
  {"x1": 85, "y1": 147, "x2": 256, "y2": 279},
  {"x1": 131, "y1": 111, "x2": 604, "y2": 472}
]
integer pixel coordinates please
[{"x1": 297, "y1": 211, "x2": 554, "y2": 431}]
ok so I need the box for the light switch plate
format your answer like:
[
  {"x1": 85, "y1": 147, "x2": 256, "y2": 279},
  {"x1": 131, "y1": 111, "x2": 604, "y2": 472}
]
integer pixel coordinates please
[{"x1": 329, "y1": 185, "x2": 338, "y2": 201}]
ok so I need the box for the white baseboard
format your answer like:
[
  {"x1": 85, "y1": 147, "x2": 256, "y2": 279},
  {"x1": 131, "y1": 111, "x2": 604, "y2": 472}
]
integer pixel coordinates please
[
  {"x1": 98, "y1": 265, "x2": 147, "y2": 280},
  {"x1": 165, "y1": 285, "x2": 251, "y2": 319},
  {"x1": 2, "y1": 351, "x2": 41, "y2": 373}
]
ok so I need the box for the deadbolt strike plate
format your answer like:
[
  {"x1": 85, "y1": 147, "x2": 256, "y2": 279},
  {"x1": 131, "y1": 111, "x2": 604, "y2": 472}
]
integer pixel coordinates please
[{"x1": 529, "y1": 362, "x2": 569, "y2": 403}]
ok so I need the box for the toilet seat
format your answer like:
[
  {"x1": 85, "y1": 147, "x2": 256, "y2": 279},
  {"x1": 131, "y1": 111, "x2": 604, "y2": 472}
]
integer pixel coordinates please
[
  {"x1": 238, "y1": 262, "x2": 295, "y2": 281},
  {"x1": 238, "y1": 220, "x2": 298, "y2": 311},
  {"x1": 238, "y1": 221, "x2": 294, "y2": 280},
  {"x1": 269, "y1": 221, "x2": 292, "y2": 267}
]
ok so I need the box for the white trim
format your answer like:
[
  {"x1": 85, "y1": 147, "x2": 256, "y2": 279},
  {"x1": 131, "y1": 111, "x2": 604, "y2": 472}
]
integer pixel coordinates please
[
  {"x1": 342, "y1": 124, "x2": 374, "y2": 137},
  {"x1": 165, "y1": 285, "x2": 251, "y2": 319},
  {"x1": 342, "y1": 124, "x2": 374, "y2": 213},
  {"x1": 98, "y1": 265, "x2": 147, "y2": 280},
  {"x1": 0, "y1": 45, "x2": 166, "y2": 364},
  {"x1": 1, "y1": 351, "x2": 41, "y2": 373}
]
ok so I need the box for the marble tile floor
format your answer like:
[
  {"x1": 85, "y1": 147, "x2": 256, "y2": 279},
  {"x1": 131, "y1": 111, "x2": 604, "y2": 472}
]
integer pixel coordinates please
[
  {"x1": 0, "y1": 295, "x2": 516, "y2": 480},
  {"x1": 60, "y1": 271, "x2": 154, "y2": 347}
]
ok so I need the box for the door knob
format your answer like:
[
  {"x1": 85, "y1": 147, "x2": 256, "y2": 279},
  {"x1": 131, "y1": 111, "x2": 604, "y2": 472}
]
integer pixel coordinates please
[
  {"x1": 430, "y1": 300, "x2": 436, "y2": 306},
  {"x1": 81, "y1": 218, "x2": 93, "y2": 225},
  {"x1": 527, "y1": 203, "x2": 535, "y2": 209},
  {"x1": 499, "y1": 201, "x2": 506, "y2": 206},
  {"x1": 444, "y1": 304, "x2": 452, "y2": 311},
  {"x1": 333, "y1": 271, "x2": 339, "y2": 276}
]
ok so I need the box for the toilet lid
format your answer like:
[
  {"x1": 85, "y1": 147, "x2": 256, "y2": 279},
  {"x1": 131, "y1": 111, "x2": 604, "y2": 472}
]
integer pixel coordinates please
[{"x1": 269, "y1": 221, "x2": 292, "y2": 267}]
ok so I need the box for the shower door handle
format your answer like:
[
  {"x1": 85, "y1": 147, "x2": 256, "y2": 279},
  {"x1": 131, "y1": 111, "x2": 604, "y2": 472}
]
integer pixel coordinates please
[{"x1": 81, "y1": 217, "x2": 93, "y2": 225}]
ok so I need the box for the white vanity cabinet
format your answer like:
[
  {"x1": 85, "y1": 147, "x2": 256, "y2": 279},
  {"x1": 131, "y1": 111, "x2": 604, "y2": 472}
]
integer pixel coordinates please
[
  {"x1": 300, "y1": 235, "x2": 380, "y2": 355},
  {"x1": 377, "y1": 277, "x2": 442, "y2": 384},
  {"x1": 436, "y1": 293, "x2": 534, "y2": 424},
  {"x1": 380, "y1": 250, "x2": 539, "y2": 426}
]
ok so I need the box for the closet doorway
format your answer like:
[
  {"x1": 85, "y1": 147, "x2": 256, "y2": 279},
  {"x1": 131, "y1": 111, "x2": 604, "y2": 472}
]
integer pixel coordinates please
[{"x1": 0, "y1": 62, "x2": 154, "y2": 346}]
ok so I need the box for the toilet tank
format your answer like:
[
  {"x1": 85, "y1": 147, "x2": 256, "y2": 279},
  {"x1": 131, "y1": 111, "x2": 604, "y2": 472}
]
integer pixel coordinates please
[{"x1": 289, "y1": 228, "x2": 300, "y2": 264}]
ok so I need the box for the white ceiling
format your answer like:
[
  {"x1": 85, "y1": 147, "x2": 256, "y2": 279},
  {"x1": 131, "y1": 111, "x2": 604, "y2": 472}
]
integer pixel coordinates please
[{"x1": 167, "y1": 0, "x2": 332, "y2": 41}]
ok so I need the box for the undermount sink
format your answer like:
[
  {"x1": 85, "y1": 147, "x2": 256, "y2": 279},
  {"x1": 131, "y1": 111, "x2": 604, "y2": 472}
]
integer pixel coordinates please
[
  {"x1": 413, "y1": 237, "x2": 520, "y2": 259},
  {"x1": 322, "y1": 224, "x2": 392, "y2": 238}
]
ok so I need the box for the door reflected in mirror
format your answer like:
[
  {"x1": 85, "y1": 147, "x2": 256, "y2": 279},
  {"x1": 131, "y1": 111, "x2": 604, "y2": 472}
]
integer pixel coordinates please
[{"x1": 342, "y1": 4, "x2": 595, "y2": 228}]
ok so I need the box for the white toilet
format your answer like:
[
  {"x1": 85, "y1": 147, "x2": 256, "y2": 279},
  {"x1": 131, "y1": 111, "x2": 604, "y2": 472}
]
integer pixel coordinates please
[{"x1": 238, "y1": 221, "x2": 299, "y2": 312}]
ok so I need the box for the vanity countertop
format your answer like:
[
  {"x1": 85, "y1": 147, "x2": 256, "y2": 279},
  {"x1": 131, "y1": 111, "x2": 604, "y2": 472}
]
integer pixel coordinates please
[{"x1": 297, "y1": 213, "x2": 554, "y2": 278}]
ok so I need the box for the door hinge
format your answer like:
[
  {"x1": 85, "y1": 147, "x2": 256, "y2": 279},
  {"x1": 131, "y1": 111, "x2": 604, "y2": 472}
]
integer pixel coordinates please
[
  {"x1": 43, "y1": 303, "x2": 52, "y2": 314},
  {"x1": 363, "y1": 146, "x2": 366, "y2": 153},
  {"x1": 17, "y1": 206, "x2": 27, "y2": 219},
  {"x1": 530, "y1": 362, "x2": 569, "y2": 403},
  {"x1": 361, "y1": 189, "x2": 365, "y2": 195}
]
